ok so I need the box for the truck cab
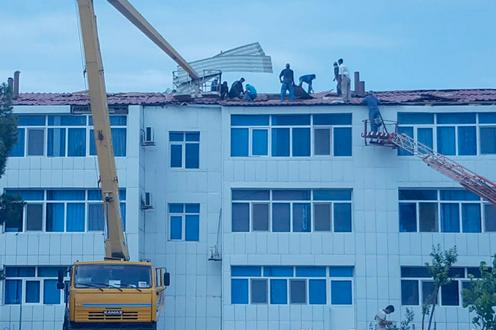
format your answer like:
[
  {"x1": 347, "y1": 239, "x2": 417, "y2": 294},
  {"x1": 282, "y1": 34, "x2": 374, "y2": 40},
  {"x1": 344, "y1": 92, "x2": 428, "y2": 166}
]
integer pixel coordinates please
[{"x1": 59, "y1": 260, "x2": 170, "y2": 329}]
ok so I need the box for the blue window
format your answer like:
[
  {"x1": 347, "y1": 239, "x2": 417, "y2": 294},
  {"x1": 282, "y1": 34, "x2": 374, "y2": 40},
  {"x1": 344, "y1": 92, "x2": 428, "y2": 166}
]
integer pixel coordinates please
[
  {"x1": 295, "y1": 267, "x2": 326, "y2": 277},
  {"x1": 293, "y1": 203, "x2": 311, "y2": 232},
  {"x1": 27, "y1": 128, "x2": 44, "y2": 156},
  {"x1": 399, "y1": 203, "x2": 417, "y2": 232},
  {"x1": 398, "y1": 126, "x2": 414, "y2": 156},
  {"x1": 272, "y1": 114, "x2": 310, "y2": 126},
  {"x1": 25, "y1": 281, "x2": 40, "y2": 303},
  {"x1": 437, "y1": 113, "x2": 476, "y2": 124},
  {"x1": 331, "y1": 280, "x2": 352, "y2": 305},
  {"x1": 329, "y1": 267, "x2": 354, "y2": 277},
  {"x1": 231, "y1": 115, "x2": 269, "y2": 126},
  {"x1": 232, "y1": 203, "x2": 249, "y2": 232},
  {"x1": 185, "y1": 215, "x2": 199, "y2": 241},
  {"x1": 273, "y1": 189, "x2": 311, "y2": 201},
  {"x1": 169, "y1": 131, "x2": 200, "y2": 168},
  {"x1": 170, "y1": 216, "x2": 182, "y2": 239},
  {"x1": 88, "y1": 204, "x2": 104, "y2": 231},
  {"x1": 313, "y1": 113, "x2": 352, "y2": 125},
  {"x1": 398, "y1": 113, "x2": 434, "y2": 125},
  {"x1": 185, "y1": 143, "x2": 199, "y2": 168},
  {"x1": 250, "y1": 279, "x2": 268, "y2": 303},
  {"x1": 441, "y1": 281, "x2": 459, "y2": 306},
  {"x1": 314, "y1": 189, "x2": 352, "y2": 201},
  {"x1": 252, "y1": 129, "x2": 268, "y2": 156},
  {"x1": 440, "y1": 190, "x2": 479, "y2": 201},
  {"x1": 111, "y1": 128, "x2": 126, "y2": 157},
  {"x1": 264, "y1": 266, "x2": 293, "y2": 277},
  {"x1": 485, "y1": 205, "x2": 496, "y2": 232},
  {"x1": 292, "y1": 128, "x2": 310, "y2": 156},
  {"x1": 479, "y1": 113, "x2": 496, "y2": 123},
  {"x1": 437, "y1": 127, "x2": 456, "y2": 155},
  {"x1": 231, "y1": 279, "x2": 248, "y2": 304},
  {"x1": 47, "y1": 128, "x2": 66, "y2": 157},
  {"x1": 170, "y1": 145, "x2": 182, "y2": 167},
  {"x1": 334, "y1": 203, "x2": 352, "y2": 232},
  {"x1": 401, "y1": 267, "x2": 431, "y2": 278},
  {"x1": 5, "y1": 267, "x2": 36, "y2": 277},
  {"x1": 399, "y1": 189, "x2": 437, "y2": 200},
  {"x1": 441, "y1": 203, "x2": 460, "y2": 232},
  {"x1": 272, "y1": 203, "x2": 290, "y2": 232},
  {"x1": 5, "y1": 280, "x2": 22, "y2": 304},
  {"x1": 309, "y1": 279, "x2": 326, "y2": 304},
  {"x1": 418, "y1": 128, "x2": 433, "y2": 149},
  {"x1": 290, "y1": 280, "x2": 306, "y2": 304},
  {"x1": 314, "y1": 203, "x2": 331, "y2": 231},
  {"x1": 43, "y1": 280, "x2": 60, "y2": 304},
  {"x1": 422, "y1": 281, "x2": 437, "y2": 304},
  {"x1": 232, "y1": 189, "x2": 270, "y2": 200},
  {"x1": 272, "y1": 128, "x2": 290, "y2": 156},
  {"x1": 231, "y1": 266, "x2": 261, "y2": 277},
  {"x1": 480, "y1": 127, "x2": 496, "y2": 154},
  {"x1": 270, "y1": 279, "x2": 287, "y2": 304},
  {"x1": 333, "y1": 127, "x2": 352, "y2": 156},
  {"x1": 401, "y1": 280, "x2": 419, "y2": 305},
  {"x1": 38, "y1": 267, "x2": 66, "y2": 277},
  {"x1": 9, "y1": 128, "x2": 25, "y2": 157},
  {"x1": 48, "y1": 115, "x2": 86, "y2": 126},
  {"x1": 314, "y1": 128, "x2": 331, "y2": 155},
  {"x1": 68, "y1": 128, "x2": 86, "y2": 156},
  {"x1": 17, "y1": 115, "x2": 45, "y2": 126},
  {"x1": 46, "y1": 203, "x2": 65, "y2": 232},
  {"x1": 66, "y1": 203, "x2": 85, "y2": 232},
  {"x1": 231, "y1": 128, "x2": 249, "y2": 157},
  {"x1": 47, "y1": 190, "x2": 85, "y2": 201},
  {"x1": 169, "y1": 203, "x2": 200, "y2": 241},
  {"x1": 457, "y1": 126, "x2": 476, "y2": 155},
  {"x1": 462, "y1": 204, "x2": 481, "y2": 233}
]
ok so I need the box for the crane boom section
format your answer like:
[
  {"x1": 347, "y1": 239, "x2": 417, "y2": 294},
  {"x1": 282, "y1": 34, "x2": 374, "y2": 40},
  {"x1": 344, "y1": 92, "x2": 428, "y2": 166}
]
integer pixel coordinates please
[
  {"x1": 77, "y1": 0, "x2": 129, "y2": 260},
  {"x1": 107, "y1": 0, "x2": 200, "y2": 80}
]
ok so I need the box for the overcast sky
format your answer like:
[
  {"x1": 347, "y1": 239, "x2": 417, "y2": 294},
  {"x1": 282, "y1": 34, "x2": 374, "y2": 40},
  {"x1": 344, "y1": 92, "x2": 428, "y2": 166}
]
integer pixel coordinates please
[{"x1": 1, "y1": 0, "x2": 495, "y2": 93}]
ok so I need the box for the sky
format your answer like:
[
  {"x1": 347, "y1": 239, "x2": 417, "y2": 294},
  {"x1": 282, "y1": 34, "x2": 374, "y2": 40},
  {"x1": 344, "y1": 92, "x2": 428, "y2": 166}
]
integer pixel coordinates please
[{"x1": 0, "y1": 0, "x2": 495, "y2": 94}]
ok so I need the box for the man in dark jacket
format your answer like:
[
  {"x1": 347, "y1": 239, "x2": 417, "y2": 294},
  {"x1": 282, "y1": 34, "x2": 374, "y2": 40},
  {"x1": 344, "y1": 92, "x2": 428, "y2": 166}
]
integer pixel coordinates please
[
  {"x1": 279, "y1": 64, "x2": 295, "y2": 101},
  {"x1": 228, "y1": 78, "x2": 245, "y2": 99},
  {"x1": 220, "y1": 81, "x2": 229, "y2": 100},
  {"x1": 362, "y1": 92, "x2": 382, "y2": 132}
]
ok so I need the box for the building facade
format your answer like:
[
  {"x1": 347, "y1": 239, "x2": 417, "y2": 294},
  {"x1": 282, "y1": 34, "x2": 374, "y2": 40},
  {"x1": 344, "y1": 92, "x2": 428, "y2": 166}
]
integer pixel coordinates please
[{"x1": 1, "y1": 91, "x2": 496, "y2": 330}]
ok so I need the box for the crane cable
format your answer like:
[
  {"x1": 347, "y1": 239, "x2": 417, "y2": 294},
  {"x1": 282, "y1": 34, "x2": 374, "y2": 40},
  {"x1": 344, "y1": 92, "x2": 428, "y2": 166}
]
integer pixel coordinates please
[{"x1": 73, "y1": 0, "x2": 88, "y2": 91}]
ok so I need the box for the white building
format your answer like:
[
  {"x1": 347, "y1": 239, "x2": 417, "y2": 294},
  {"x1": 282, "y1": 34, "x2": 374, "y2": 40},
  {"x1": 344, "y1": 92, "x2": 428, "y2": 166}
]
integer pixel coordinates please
[{"x1": 1, "y1": 89, "x2": 496, "y2": 330}]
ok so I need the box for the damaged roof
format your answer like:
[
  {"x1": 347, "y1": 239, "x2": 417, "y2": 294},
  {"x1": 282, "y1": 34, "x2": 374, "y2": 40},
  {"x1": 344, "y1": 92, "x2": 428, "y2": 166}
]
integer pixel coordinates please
[{"x1": 12, "y1": 89, "x2": 496, "y2": 107}]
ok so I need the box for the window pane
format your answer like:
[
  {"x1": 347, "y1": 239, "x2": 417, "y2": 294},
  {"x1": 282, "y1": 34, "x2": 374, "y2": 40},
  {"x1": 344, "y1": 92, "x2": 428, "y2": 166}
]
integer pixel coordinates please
[
  {"x1": 112, "y1": 128, "x2": 126, "y2": 156},
  {"x1": 272, "y1": 114, "x2": 310, "y2": 126},
  {"x1": 314, "y1": 128, "x2": 330, "y2": 155},
  {"x1": 314, "y1": 189, "x2": 352, "y2": 201},
  {"x1": 270, "y1": 279, "x2": 287, "y2": 304},
  {"x1": 422, "y1": 281, "x2": 437, "y2": 305},
  {"x1": 26, "y1": 281, "x2": 40, "y2": 303},
  {"x1": 314, "y1": 203, "x2": 331, "y2": 231},
  {"x1": 309, "y1": 279, "x2": 326, "y2": 304},
  {"x1": 185, "y1": 203, "x2": 200, "y2": 213},
  {"x1": 272, "y1": 203, "x2": 290, "y2": 232},
  {"x1": 26, "y1": 204, "x2": 43, "y2": 231},
  {"x1": 457, "y1": 126, "x2": 476, "y2": 155},
  {"x1": 232, "y1": 266, "x2": 262, "y2": 277},
  {"x1": 231, "y1": 128, "x2": 249, "y2": 156},
  {"x1": 441, "y1": 203, "x2": 460, "y2": 232},
  {"x1": 272, "y1": 128, "x2": 290, "y2": 156},
  {"x1": 437, "y1": 113, "x2": 476, "y2": 124},
  {"x1": 185, "y1": 132, "x2": 200, "y2": 142},
  {"x1": 398, "y1": 113, "x2": 434, "y2": 125},
  {"x1": 170, "y1": 216, "x2": 182, "y2": 239},
  {"x1": 17, "y1": 115, "x2": 45, "y2": 126},
  {"x1": 290, "y1": 280, "x2": 306, "y2": 304},
  {"x1": 293, "y1": 203, "x2": 311, "y2": 232},
  {"x1": 43, "y1": 280, "x2": 60, "y2": 304},
  {"x1": 5, "y1": 280, "x2": 22, "y2": 304},
  {"x1": 185, "y1": 143, "x2": 199, "y2": 168},
  {"x1": 46, "y1": 203, "x2": 65, "y2": 232},
  {"x1": 480, "y1": 127, "x2": 496, "y2": 154},
  {"x1": 88, "y1": 204, "x2": 104, "y2": 231},
  {"x1": 169, "y1": 132, "x2": 184, "y2": 141},
  {"x1": 292, "y1": 128, "x2": 310, "y2": 156},
  {"x1": 329, "y1": 266, "x2": 354, "y2": 277},
  {"x1": 4, "y1": 201, "x2": 23, "y2": 232},
  {"x1": 252, "y1": 129, "x2": 268, "y2": 156},
  {"x1": 89, "y1": 129, "x2": 96, "y2": 155},
  {"x1": 417, "y1": 128, "x2": 433, "y2": 149},
  {"x1": 9, "y1": 128, "x2": 25, "y2": 157},
  {"x1": 440, "y1": 190, "x2": 479, "y2": 201},
  {"x1": 169, "y1": 203, "x2": 184, "y2": 213},
  {"x1": 295, "y1": 266, "x2": 326, "y2": 277},
  {"x1": 399, "y1": 203, "x2": 417, "y2": 232},
  {"x1": 170, "y1": 144, "x2": 182, "y2": 167},
  {"x1": 47, "y1": 128, "x2": 66, "y2": 157},
  {"x1": 252, "y1": 203, "x2": 269, "y2": 231},
  {"x1": 485, "y1": 204, "x2": 496, "y2": 232},
  {"x1": 27, "y1": 129, "x2": 44, "y2": 156},
  {"x1": 334, "y1": 203, "x2": 352, "y2": 232},
  {"x1": 479, "y1": 113, "x2": 496, "y2": 124},
  {"x1": 273, "y1": 189, "x2": 311, "y2": 201},
  {"x1": 232, "y1": 203, "x2": 249, "y2": 232},
  {"x1": 462, "y1": 204, "x2": 481, "y2": 233},
  {"x1": 232, "y1": 189, "x2": 270, "y2": 201},
  {"x1": 231, "y1": 279, "x2": 248, "y2": 304},
  {"x1": 437, "y1": 127, "x2": 456, "y2": 155},
  {"x1": 401, "y1": 280, "x2": 419, "y2": 305},
  {"x1": 398, "y1": 127, "x2": 414, "y2": 156},
  {"x1": 231, "y1": 115, "x2": 269, "y2": 126},
  {"x1": 334, "y1": 127, "x2": 352, "y2": 156},
  {"x1": 47, "y1": 190, "x2": 85, "y2": 201},
  {"x1": 313, "y1": 113, "x2": 352, "y2": 125},
  {"x1": 401, "y1": 267, "x2": 431, "y2": 278},
  {"x1": 66, "y1": 203, "x2": 85, "y2": 232},
  {"x1": 264, "y1": 266, "x2": 293, "y2": 277},
  {"x1": 185, "y1": 215, "x2": 199, "y2": 241},
  {"x1": 68, "y1": 128, "x2": 86, "y2": 156},
  {"x1": 331, "y1": 280, "x2": 352, "y2": 305},
  {"x1": 441, "y1": 281, "x2": 459, "y2": 306},
  {"x1": 251, "y1": 279, "x2": 268, "y2": 304},
  {"x1": 399, "y1": 189, "x2": 437, "y2": 200},
  {"x1": 419, "y1": 203, "x2": 438, "y2": 232}
]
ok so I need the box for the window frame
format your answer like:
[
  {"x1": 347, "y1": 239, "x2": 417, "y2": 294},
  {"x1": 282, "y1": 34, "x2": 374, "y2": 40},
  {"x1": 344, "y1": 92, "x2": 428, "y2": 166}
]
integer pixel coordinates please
[
  {"x1": 169, "y1": 131, "x2": 200, "y2": 169},
  {"x1": 167, "y1": 203, "x2": 201, "y2": 242}
]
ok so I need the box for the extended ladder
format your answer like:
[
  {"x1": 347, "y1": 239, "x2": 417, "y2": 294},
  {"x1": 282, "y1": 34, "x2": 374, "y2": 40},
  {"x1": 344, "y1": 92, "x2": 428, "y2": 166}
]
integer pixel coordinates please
[{"x1": 362, "y1": 122, "x2": 496, "y2": 206}]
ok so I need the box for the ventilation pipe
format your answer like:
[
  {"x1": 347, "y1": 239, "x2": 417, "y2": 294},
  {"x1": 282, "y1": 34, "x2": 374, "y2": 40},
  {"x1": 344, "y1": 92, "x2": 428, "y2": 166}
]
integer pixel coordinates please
[
  {"x1": 13, "y1": 71, "x2": 20, "y2": 99},
  {"x1": 7, "y1": 77, "x2": 14, "y2": 95}
]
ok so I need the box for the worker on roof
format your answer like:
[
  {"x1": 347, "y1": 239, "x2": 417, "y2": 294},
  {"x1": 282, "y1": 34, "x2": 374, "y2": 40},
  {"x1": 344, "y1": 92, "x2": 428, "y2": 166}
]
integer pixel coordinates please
[
  {"x1": 244, "y1": 84, "x2": 257, "y2": 101},
  {"x1": 211, "y1": 78, "x2": 219, "y2": 92},
  {"x1": 333, "y1": 62, "x2": 341, "y2": 96},
  {"x1": 279, "y1": 63, "x2": 295, "y2": 101},
  {"x1": 299, "y1": 74, "x2": 316, "y2": 94},
  {"x1": 338, "y1": 58, "x2": 351, "y2": 102},
  {"x1": 362, "y1": 92, "x2": 382, "y2": 133},
  {"x1": 220, "y1": 81, "x2": 229, "y2": 100},
  {"x1": 228, "y1": 78, "x2": 245, "y2": 99}
]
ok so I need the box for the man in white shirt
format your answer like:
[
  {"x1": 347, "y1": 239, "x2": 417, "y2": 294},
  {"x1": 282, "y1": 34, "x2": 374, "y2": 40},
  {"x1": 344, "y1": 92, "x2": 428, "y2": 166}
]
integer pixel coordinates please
[
  {"x1": 375, "y1": 305, "x2": 395, "y2": 329},
  {"x1": 338, "y1": 58, "x2": 351, "y2": 102}
]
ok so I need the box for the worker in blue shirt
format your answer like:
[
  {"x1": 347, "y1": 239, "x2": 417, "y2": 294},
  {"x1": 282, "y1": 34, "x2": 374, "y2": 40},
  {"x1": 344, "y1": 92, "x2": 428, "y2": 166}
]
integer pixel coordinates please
[
  {"x1": 362, "y1": 92, "x2": 382, "y2": 132},
  {"x1": 279, "y1": 63, "x2": 295, "y2": 101},
  {"x1": 298, "y1": 74, "x2": 316, "y2": 94},
  {"x1": 244, "y1": 84, "x2": 257, "y2": 101}
]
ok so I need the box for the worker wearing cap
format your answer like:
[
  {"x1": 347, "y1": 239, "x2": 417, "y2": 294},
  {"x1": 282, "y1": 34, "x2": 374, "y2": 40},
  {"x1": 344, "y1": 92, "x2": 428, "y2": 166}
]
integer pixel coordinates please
[{"x1": 362, "y1": 92, "x2": 382, "y2": 133}]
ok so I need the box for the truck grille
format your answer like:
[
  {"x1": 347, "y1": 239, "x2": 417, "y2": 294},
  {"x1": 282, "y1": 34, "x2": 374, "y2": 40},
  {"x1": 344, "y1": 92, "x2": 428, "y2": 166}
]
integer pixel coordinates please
[{"x1": 88, "y1": 311, "x2": 139, "y2": 321}]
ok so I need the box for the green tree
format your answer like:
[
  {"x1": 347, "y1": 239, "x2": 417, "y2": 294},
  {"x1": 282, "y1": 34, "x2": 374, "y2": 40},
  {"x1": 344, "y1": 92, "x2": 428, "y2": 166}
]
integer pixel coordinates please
[
  {"x1": 462, "y1": 255, "x2": 496, "y2": 330},
  {"x1": 0, "y1": 82, "x2": 22, "y2": 228},
  {"x1": 423, "y1": 245, "x2": 458, "y2": 330},
  {"x1": 387, "y1": 308, "x2": 415, "y2": 330}
]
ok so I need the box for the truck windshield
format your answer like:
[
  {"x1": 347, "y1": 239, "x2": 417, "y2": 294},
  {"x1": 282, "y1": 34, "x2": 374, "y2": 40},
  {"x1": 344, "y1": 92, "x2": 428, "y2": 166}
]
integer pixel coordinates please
[{"x1": 75, "y1": 264, "x2": 152, "y2": 289}]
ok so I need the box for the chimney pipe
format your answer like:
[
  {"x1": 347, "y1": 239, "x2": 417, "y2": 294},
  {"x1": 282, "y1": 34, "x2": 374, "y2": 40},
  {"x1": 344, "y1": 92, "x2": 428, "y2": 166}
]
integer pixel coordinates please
[
  {"x1": 354, "y1": 72, "x2": 360, "y2": 93},
  {"x1": 13, "y1": 71, "x2": 20, "y2": 99},
  {"x1": 7, "y1": 78, "x2": 14, "y2": 95}
]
